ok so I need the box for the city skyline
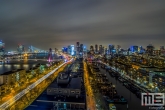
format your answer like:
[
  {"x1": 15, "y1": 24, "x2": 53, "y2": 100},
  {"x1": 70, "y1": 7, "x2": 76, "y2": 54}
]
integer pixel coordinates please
[{"x1": 0, "y1": 1, "x2": 165, "y2": 50}]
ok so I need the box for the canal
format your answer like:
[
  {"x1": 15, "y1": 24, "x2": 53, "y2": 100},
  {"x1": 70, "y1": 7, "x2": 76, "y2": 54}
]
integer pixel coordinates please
[
  {"x1": 0, "y1": 53, "x2": 59, "y2": 74},
  {"x1": 98, "y1": 65, "x2": 149, "y2": 110}
]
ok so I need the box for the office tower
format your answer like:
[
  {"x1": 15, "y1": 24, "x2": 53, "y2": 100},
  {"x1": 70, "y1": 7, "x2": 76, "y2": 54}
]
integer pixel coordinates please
[
  {"x1": 90, "y1": 45, "x2": 94, "y2": 51},
  {"x1": 105, "y1": 46, "x2": 108, "y2": 54},
  {"x1": 76, "y1": 42, "x2": 80, "y2": 53},
  {"x1": 70, "y1": 45, "x2": 74, "y2": 56},
  {"x1": 62, "y1": 47, "x2": 67, "y2": 53},
  {"x1": 0, "y1": 40, "x2": 5, "y2": 56},
  {"x1": 80, "y1": 44, "x2": 83, "y2": 53},
  {"x1": 116, "y1": 45, "x2": 121, "y2": 54},
  {"x1": 130, "y1": 46, "x2": 138, "y2": 53},
  {"x1": 90, "y1": 45, "x2": 94, "y2": 54},
  {"x1": 108, "y1": 44, "x2": 115, "y2": 54},
  {"x1": 146, "y1": 44, "x2": 154, "y2": 55},
  {"x1": 67, "y1": 45, "x2": 71, "y2": 55},
  {"x1": 68, "y1": 45, "x2": 75, "y2": 55},
  {"x1": 83, "y1": 45, "x2": 87, "y2": 52},
  {"x1": 17, "y1": 44, "x2": 25, "y2": 54},
  {"x1": 139, "y1": 46, "x2": 145, "y2": 53},
  {"x1": 102, "y1": 46, "x2": 105, "y2": 54},
  {"x1": 95, "y1": 44, "x2": 98, "y2": 53},
  {"x1": 99, "y1": 45, "x2": 102, "y2": 54}
]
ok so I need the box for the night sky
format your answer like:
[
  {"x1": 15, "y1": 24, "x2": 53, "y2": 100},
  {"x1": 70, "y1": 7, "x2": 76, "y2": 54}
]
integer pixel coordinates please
[{"x1": 0, "y1": 1, "x2": 165, "y2": 50}]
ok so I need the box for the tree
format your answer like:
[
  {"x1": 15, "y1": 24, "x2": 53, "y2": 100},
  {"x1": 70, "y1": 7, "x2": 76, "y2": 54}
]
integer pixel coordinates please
[{"x1": 10, "y1": 81, "x2": 15, "y2": 89}]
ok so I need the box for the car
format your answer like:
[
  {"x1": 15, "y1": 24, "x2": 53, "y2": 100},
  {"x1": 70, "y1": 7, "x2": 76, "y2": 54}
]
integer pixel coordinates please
[
  {"x1": 108, "y1": 69, "x2": 113, "y2": 73},
  {"x1": 118, "y1": 77, "x2": 125, "y2": 82},
  {"x1": 113, "y1": 95, "x2": 121, "y2": 101},
  {"x1": 109, "y1": 103, "x2": 116, "y2": 110},
  {"x1": 111, "y1": 73, "x2": 115, "y2": 77},
  {"x1": 101, "y1": 65, "x2": 105, "y2": 69},
  {"x1": 123, "y1": 83, "x2": 131, "y2": 89},
  {"x1": 105, "y1": 66, "x2": 111, "y2": 71},
  {"x1": 120, "y1": 96, "x2": 127, "y2": 102}
]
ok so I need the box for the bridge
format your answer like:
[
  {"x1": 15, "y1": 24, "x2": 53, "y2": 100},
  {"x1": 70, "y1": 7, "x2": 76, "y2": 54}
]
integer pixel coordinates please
[
  {"x1": 0, "y1": 58, "x2": 62, "y2": 63},
  {"x1": 28, "y1": 45, "x2": 46, "y2": 53}
]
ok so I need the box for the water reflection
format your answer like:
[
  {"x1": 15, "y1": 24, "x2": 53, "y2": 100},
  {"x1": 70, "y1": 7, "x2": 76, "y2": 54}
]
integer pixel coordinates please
[{"x1": 0, "y1": 53, "x2": 49, "y2": 74}]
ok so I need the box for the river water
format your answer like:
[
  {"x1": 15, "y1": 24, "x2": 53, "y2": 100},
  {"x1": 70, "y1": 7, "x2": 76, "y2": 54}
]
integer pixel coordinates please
[{"x1": 0, "y1": 53, "x2": 51, "y2": 74}]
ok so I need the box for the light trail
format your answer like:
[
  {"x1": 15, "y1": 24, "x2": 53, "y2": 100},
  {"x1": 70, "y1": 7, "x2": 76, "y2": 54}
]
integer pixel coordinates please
[
  {"x1": 83, "y1": 61, "x2": 96, "y2": 110},
  {"x1": 0, "y1": 59, "x2": 73, "y2": 110}
]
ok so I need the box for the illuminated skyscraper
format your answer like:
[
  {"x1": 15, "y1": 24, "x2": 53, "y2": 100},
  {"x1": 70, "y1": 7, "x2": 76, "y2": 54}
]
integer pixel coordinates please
[
  {"x1": 0, "y1": 40, "x2": 5, "y2": 56},
  {"x1": 99, "y1": 45, "x2": 102, "y2": 54},
  {"x1": 116, "y1": 45, "x2": 121, "y2": 54},
  {"x1": 76, "y1": 42, "x2": 80, "y2": 53},
  {"x1": 80, "y1": 44, "x2": 83, "y2": 53},
  {"x1": 17, "y1": 44, "x2": 25, "y2": 54},
  {"x1": 62, "y1": 47, "x2": 67, "y2": 53},
  {"x1": 146, "y1": 44, "x2": 154, "y2": 55},
  {"x1": 105, "y1": 46, "x2": 108, "y2": 54},
  {"x1": 95, "y1": 44, "x2": 98, "y2": 53},
  {"x1": 71, "y1": 45, "x2": 74, "y2": 56},
  {"x1": 130, "y1": 46, "x2": 138, "y2": 53},
  {"x1": 0, "y1": 40, "x2": 5, "y2": 52},
  {"x1": 108, "y1": 45, "x2": 115, "y2": 54},
  {"x1": 68, "y1": 45, "x2": 74, "y2": 55},
  {"x1": 67, "y1": 45, "x2": 71, "y2": 54},
  {"x1": 90, "y1": 45, "x2": 94, "y2": 54}
]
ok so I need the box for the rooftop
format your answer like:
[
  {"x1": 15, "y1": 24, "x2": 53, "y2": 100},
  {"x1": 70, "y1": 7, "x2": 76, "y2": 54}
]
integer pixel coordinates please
[
  {"x1": 49, "y1": 77, "x2": 81, "y2": 89},
  {"x1": 25, "y1": 90, "x2": 85, "y2": 110},
  {"x1": 0, "y1": 69, "x2": 25, "y2": 75}
]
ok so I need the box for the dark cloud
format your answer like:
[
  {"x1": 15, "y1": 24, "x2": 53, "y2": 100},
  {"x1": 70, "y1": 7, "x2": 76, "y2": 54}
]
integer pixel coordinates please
[{"x1": 0, "y1": 0, "x2": 165, "y2": 50}]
